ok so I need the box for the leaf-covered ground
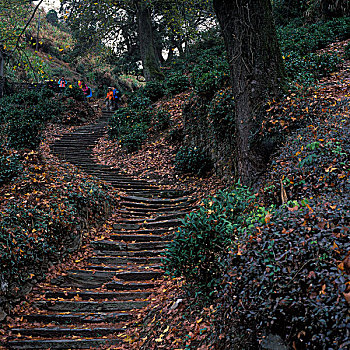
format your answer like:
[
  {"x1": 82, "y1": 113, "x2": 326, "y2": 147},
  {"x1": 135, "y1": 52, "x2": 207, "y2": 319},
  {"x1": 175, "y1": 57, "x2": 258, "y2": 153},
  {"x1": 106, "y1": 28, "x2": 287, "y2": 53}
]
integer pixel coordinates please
[
  {"x1": 104, "y1": 40, "x2": 350, "y2": 349},
  {"x1": 92, "y1": 91, "x2": 225, "y2": 199}
]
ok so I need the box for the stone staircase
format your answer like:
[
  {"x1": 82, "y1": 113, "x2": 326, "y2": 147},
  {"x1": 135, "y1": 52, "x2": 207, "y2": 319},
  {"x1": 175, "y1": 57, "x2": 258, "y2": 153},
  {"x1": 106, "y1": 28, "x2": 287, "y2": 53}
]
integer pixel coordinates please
[{"x1": 4, "y1": 111, "x2": 196, "y2": 349}]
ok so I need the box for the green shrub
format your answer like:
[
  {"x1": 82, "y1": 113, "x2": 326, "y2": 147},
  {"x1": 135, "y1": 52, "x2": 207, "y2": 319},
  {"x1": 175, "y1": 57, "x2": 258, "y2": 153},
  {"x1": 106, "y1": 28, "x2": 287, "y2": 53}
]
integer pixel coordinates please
[
  {"x1": 152, "y1": 109, "x2": 171, "y2": 131},
  {"x1": 174, "y1": 145, "x2": 212, "y2": 175},
  {"x1": 108, "y1": 107, "x2": 150, "y2": 152},
  {"x1": 127, "y1": 93, "x2": 152, "y2": 111},
  {"x1": 6, "y1": 111, "x2": 43, "y2": 150},
  {"x1": 191, "y1": 51, "x2": 230, "y2": 96},
  {"x1": 345, "y1": 42, "x2": 350, "y2": 59},
  {"x1": 217, "y1": 197, "x2": 350, "y2": 349},
  {"x1": 120, "y1": 122, "x2": 149, "y2": 152},
  {"x1": 165, "y1": 73, "x2": 190, "y2": 95},
  {"x1": 64, "y1": 85, "x2": 86, "y2": 101},
  {"x1": 0, "y1": 150, "x2": 23, "y2": 185},
  {"x1": 165, "y1": 185, "x2": 256, "y2": 299},
  {"x1": 140, "y1": 81, "x2": 165, "y2": 102},
  {"x1": 307, "y1": 52, "x2": 342, "y2": 77},
  {"x1": 207, "y1": 88, "x2": 235, "y2": 133},
  {"x1": 0, "y1": 168, "x2": 114, "y2": 287},
  {"x1": 284, "y1": 52, "x2": 343, "y2": 85},
  {"x1": 278, "y1": 18, "x2": 350, "y2": 57}
]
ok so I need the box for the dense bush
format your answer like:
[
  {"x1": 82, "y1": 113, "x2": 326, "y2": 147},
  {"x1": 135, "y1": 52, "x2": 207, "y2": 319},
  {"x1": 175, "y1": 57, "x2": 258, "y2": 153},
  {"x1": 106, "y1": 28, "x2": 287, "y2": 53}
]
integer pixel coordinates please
[
  {"x1": 277, "y1": 18, "x2": 349, "y2": 86},
  {"x1": 0, "y1": 162, "x2": 114, "y2": 290},
  {"x1": 151, "y1": 109, "x2": 171, "y2": 131},
  {"x1": 345, "y1": 42, "x2": 350, "y2": 59},
  {"x1": 174, "y1": 145, "x2": 212, "y2": 175},
  {"x1": 6, "y1": 112, "x2": 43, "y2": 150},
  {"x1": 0, "y1": 88, "x2": 65, "y2": 150},
  {"x1": 108, "y1": 106, "x2": 151, "y2": 152},
  {"x1": 278, "y1": 18, "x2": 350, "y2": 56},
  {"x1": 0, "y1": 149, "x2": 23, "y2": 185},
  {"x1": 165, "y1": 185, "x2": 256, "y2": 299},
  {"x1": 64, "y1": 84, "x2": 86, "y2": 101},
  {"x1": 164, "y1": 73, "x2": 190, "y2": 96},
  {"x1": 284, "y1": 51, "x2": 343, "y2": 85},
  {"x1": 217, "y1": 197, "x2": 350, "y2": 349},
  {"x1": 191, "y1": 50, "x2": 230, "y2": 96},
  {"x1": 207, "y1": 88, "x2": 235, "y2": 133},
  {"x1": 139, "y1": 81, "x2": 165, "y2": 102}
]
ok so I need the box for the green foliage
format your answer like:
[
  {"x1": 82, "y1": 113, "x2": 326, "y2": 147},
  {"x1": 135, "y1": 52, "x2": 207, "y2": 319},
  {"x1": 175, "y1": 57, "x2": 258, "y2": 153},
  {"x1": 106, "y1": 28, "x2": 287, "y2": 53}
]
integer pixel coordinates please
[
  {"x1": 120, "y1": 122, "x2": 149, "y2": 153},
  {"x1": 164, "y1": 73, "x2": 190, "y2": 96},
  {"x1": 0, "y1": 149, "x2": 22, "y2": 185},
  {"x1": 277, "y1": 18, "x2": 349, "y2": 86},
  {"x1": 140, "y1": 81, "x2": 165, "y2": 102},
  {"x1": 108, "y1": 106, "x2": 151, "y2": 152},
  {"x1": 207, "y1": 88, "x2": 235, "y2": 133},
  {"x1": 284, "y1": 52, "x2": 342, "y2": 85},
  {"x1": 278, "y1": 18, "x2": 350, "y2": 56},
  {"x1": 127, "y1": 93, "x2": 152, "y2": 111},
  {"x1": 174, "y1": 146, "x2": 212, "y2": 175},
  {"x1": 165, "y1": 185, "x2": 255, "y2": 299},
  {"x1": 46, "y1": 9, "x2": 59, "y2": 27},
  {"x1": 6, "y1": 112, "x2": 43, "y2": 150},
  {"x1": 0, "y1": 164, "x2": 114, "y2": 288},
  {"x1": 64, "y1": 85, "x2": 86, "y2": 101},
  {"x1": 345, "y1": 42, "x2": 350, "y2": 59},
  {"x1": 192, "y1": 52, "x2": 230, "y2": 96},
  {"x1": 218, "y1": 197, "x2": 350, "y2": 349},
  {"x1": 152, "y1": 109, "x2": 171, "y2": 131},
  {"x1": 0, "y1": 89, "x2": 64, "y2": 150}
]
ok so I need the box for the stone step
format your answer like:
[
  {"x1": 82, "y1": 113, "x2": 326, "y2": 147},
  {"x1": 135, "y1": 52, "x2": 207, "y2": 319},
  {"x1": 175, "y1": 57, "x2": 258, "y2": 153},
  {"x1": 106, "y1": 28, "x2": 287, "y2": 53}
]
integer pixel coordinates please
[
  {"x1": 45, "y1": 290, "x2": 151, "y2": 301},
  {"x1": 117, "y1": 206, "x2": 189, "y2": 214},
  {"x1": 51, "y1": 269, "x2": 162, "y2": 288},
  {"x1": 119, "y1": 200, "x2": 195, "y2": 210},
  {"x1": 23, "y1": 312, "x2": 132, "y2": 324},
  {"x1": 114, "y1": 212, "x2": 185, "y2": 223},
  {"x1": 109, "y1": 234, "x2": 171, "y2": 242},
  {"x1": 35, "y1": 300, "x2": 148, "y2": 312},
  {"x1": 86, "y1": 264, "x2": 162, "y2": 273},
  {"x1": 91, "y1": 240, "x2": 170, "y2": 251},
  {"x1": 120, "y1": 194, "x2": 195, "y2": 205},
  {"x1": 94, "y1": 249, "x2": 165, "y2": 257},
  {"x1": 89, "y1": 255, "x2": 163, "y2": 265},
  {"x1": 10, "y1": 326, "x2": 123, "y2": 337},
  {"x1": 112, "y1": 228, "x2": 171, "y2": 235},
  {"x1": 105, "y1": 280, "x2": 155, "y2": 291},
  {"x1": 112, "y1": 219, "x2": 182, "y2": 230},
  {"x1": 7, "y1": 338, "x2": 120, "y2": 349}
]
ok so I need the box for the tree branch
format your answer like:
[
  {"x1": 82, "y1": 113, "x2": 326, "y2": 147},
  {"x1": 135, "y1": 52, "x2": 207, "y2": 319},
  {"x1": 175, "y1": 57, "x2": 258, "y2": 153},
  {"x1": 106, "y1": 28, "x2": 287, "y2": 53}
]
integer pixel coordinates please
[{"x1": 10, "y1": 0, "x2": 44, "y2": 56}]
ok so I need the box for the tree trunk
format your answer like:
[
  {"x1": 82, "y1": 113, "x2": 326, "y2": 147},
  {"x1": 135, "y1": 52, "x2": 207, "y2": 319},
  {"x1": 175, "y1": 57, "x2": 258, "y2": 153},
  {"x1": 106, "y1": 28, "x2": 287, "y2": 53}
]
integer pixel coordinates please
[
  {"x1": 213, "y1": 0, "x2": 285, "y2": 184},
  {"x1": 136, "y1": 1, "x2": 162, "y2": 81},
  {"x1": 0, "y1": 50, "x2": 4, "y2": 98}
]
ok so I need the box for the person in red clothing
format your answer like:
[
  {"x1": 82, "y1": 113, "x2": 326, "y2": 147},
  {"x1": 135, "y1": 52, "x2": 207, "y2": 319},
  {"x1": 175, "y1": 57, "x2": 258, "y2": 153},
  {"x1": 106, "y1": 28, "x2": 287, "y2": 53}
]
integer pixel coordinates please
[
  {"x1": 58, "y1": 76, "x2": 67, "y2": 93},
  {"x1": 105, "y1": 87, "x2": 114, "y2": 111}
]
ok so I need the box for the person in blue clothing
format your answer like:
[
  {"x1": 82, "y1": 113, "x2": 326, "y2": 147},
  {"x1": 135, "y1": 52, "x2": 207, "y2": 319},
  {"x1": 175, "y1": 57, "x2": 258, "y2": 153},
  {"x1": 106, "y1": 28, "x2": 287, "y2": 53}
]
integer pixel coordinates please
[
  {"x1": 112, "y1": 87, "x2": 121, "y2": 109},
  {"x1": 85, "y1": 86, "x2": 93, "y2": 101}
]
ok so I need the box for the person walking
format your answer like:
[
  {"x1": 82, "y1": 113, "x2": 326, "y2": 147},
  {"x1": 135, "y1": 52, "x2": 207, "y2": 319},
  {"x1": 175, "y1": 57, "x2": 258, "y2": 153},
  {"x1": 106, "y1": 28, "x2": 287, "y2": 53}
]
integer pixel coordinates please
[
  {"x1": 112, "y1": 87, "x2": 121, "y2": 109},
  {"x1": 105, "y1": 87, "x2": 114, "y2": 111}
]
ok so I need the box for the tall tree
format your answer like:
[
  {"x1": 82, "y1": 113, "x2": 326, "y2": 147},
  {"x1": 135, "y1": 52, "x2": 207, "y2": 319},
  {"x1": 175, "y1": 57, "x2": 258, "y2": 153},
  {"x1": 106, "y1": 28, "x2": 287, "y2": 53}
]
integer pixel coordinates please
[
  {"x1": 213, "y1": 0, "x2": 285, "y2": 184},
  {"x1": 134, "y1": 0, "x2": 162, "y2": 80}
]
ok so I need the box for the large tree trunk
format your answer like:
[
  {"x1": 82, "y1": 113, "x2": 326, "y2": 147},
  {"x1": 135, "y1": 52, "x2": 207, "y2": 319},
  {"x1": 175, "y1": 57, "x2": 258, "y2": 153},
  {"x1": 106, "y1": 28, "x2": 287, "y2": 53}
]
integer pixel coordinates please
[
  {"x1": 135, "y1": 1, "x2": 162, "y2": 81},
  {"x1": 213, "y1": 0, "x2": 285, "y2": 184},
  {"x1": 0, "y1": 50, "x2": 4, "y2": 98}
]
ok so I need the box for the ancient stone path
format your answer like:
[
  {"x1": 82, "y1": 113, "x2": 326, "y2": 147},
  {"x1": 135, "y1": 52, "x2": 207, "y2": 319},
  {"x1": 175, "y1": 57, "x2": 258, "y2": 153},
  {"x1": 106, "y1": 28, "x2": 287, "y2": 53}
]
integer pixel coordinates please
[{"x1": 5, "y1": 111, "x2": 196, "y2": 349}]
